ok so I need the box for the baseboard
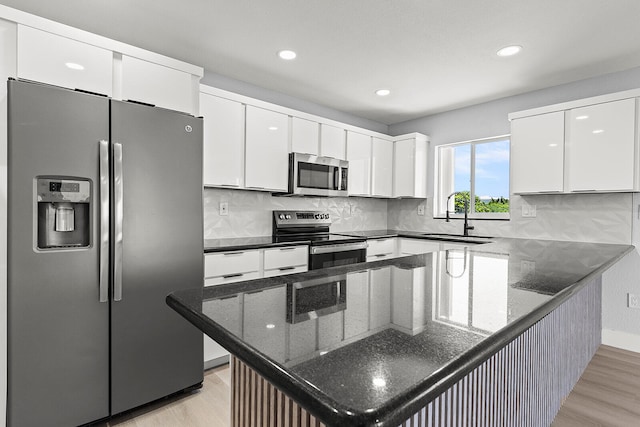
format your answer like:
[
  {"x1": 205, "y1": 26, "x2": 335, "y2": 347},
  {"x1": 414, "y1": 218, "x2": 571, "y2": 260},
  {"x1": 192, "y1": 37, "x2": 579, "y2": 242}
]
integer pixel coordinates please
[{"x1": 602, "y1": 329, "x2": 640, "y2": 353}]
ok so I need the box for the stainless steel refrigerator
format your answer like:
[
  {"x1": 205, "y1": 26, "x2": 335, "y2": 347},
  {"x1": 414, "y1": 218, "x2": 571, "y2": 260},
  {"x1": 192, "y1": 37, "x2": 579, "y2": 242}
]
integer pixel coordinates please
[{"x1": 7, "y1": 79, "x2": 204, "y2": 426}]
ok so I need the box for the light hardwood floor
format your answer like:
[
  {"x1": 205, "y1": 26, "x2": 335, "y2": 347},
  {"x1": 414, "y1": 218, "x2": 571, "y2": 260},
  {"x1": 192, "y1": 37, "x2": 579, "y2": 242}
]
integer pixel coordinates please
[{"x1": 93, "y1": 345, "x2": 640, "y2": 427}]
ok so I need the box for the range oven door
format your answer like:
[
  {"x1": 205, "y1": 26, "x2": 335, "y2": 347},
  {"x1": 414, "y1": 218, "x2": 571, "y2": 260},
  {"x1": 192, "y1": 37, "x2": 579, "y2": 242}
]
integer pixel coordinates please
[
  {"x1": 290, "y1": 152, "x2": 348, "y2": 197},
  {"x1": 309, "y1": 241, "x2": 367, "y2": 270}
]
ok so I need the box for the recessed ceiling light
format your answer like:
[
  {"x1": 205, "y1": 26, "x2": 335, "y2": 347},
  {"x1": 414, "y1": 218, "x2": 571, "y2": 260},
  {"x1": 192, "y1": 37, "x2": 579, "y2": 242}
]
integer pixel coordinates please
[
  {"x1": 592, "y1": 129, "x2": 604, "y2": 134},
  {"x1": 278, "y1": 50, "x2": 297, "y2": 60},
  {"x1": 268, "y1": 126, "x2": 279, "y2": 131},
  {"x1": 375, "y1": 89, "x2": 391, "y2": 96},
  {"x1": 65, "y1": 62, "x2": 85, "y2": 70},
  {"x1": 576, "y1": 115, "x2": 589, "y2": 120},
  {"x1": 496, "y1": 45, "x2": 522, "y2": 57}
]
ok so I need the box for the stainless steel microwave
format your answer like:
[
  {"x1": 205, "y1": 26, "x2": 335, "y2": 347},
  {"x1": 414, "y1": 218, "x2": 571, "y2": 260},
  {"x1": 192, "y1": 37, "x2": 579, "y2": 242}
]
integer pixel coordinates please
[{"x1": 286, "y1": 152, "x2": 349, "y2": 197}]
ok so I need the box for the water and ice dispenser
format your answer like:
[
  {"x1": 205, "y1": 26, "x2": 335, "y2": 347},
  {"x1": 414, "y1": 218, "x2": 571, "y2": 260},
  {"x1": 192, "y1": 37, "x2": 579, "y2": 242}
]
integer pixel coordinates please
[{"x1": 37, "y1": 177, "x2": 91, "y2": 249}]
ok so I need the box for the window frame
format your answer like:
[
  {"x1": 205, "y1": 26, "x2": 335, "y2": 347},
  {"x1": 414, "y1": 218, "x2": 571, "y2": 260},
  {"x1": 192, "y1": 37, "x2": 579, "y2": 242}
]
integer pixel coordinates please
[{"x1": 434, "y1": 135, "x2": 511, "y2": 220}]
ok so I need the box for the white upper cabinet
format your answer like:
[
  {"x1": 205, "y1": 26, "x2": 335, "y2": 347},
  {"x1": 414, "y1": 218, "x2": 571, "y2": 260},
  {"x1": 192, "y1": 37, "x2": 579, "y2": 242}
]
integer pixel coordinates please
[
  {"x1": 17, "y1": 25, "x2": 113, "y2": 96},
  {"x1": 565, "y1": 98, "x2": 637, "y2": 192},
  {"x1": 200, "y1": 92, "x2": 244, "y2": 187},
  {"x1": 121, "y1": 55, "x2": 195, "y2": 114},
  {"x1": 371, "y1": 137, "x2": 394, "y2": 198},
  {"x1": 346, "y1": 131, "x2": 372, "y2": 196},
  {"x1": 511, "y1": 111, "x2": 565, "y2": 194},
  {"x1": 245, "y1": 105, "x2": 289, "y2": 192},
  {"x1": 291, "y1": 117, "x2": 319, "y2": 155},
  {"x1": 320, "y1": 124, "x2": 346, "y2": 159},
  {"x1": 393, "y1": 135, "x2": 428, "y2": 198}
]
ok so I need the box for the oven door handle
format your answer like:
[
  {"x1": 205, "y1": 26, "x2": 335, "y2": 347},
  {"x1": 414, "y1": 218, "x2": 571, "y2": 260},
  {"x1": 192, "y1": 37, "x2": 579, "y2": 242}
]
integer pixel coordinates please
[{"x1": 310, "y1": 241, "x2": 368, "y2": 254}]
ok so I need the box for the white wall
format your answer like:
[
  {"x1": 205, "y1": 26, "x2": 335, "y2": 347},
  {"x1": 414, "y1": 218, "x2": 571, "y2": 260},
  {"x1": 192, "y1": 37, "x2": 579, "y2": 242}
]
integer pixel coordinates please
[{"x1": 388, "y1": 66, "x2": 640, "y2": 352}]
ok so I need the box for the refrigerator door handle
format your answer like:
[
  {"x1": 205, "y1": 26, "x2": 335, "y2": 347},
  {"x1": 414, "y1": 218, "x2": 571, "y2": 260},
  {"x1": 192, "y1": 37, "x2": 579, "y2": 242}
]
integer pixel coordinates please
[
  {"x1": 113, "y1": 142, "x2": 124, "y2": 301},
  {"x1": 99, "y1": 140, "x2": 110, "y2": 303}
]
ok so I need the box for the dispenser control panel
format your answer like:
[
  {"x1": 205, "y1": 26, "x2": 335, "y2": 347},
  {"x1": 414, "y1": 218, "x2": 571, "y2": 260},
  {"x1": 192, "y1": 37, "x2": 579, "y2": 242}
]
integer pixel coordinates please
[{"x1": 37, "y1": 178, "x2": 91, "y2": 203}]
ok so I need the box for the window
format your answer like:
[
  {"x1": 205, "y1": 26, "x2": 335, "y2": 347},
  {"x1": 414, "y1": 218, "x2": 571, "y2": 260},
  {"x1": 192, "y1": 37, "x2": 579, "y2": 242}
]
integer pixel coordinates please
[{"x1": 435, "y1": 136, "x2": 510, "y2": 219}]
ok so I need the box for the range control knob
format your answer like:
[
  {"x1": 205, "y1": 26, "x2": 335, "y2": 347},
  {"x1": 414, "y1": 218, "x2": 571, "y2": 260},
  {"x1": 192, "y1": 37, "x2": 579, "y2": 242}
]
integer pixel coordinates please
[
  {"x1": 285, "y1": 214, "x2": 292, "y2": 220},
  {"x1": 279, "y1": 214, "x2": 285, "y2": 220}
]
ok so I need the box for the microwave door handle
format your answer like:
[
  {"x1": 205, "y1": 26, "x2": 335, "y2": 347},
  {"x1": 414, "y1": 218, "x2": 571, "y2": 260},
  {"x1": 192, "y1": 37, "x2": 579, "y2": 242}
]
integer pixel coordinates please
[
  {"x1": 334, "y1": 167, "x2": 340, "y2": 190},
  {"x1": 113, "y1": 142, "x2": 124, "y2": 301},
  {"x1": 99, "y1": 140, "x2": 109, "y2": 303}
]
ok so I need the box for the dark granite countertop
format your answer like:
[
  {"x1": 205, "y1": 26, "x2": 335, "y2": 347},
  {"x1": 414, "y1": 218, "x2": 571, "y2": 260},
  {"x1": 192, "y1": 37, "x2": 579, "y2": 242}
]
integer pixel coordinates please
[
  {"x1": 170, "y1": 238, "x2": 632, "y2": 426},
  {"x1": 204, "y1": 230, "x2": 428, "y2": 253}
]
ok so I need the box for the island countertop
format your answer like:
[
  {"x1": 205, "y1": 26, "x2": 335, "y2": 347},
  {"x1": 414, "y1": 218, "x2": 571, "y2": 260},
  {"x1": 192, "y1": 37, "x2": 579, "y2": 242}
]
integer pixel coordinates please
[{"x1": 168, "y1": 238, "x2": 632, "y2": 426}]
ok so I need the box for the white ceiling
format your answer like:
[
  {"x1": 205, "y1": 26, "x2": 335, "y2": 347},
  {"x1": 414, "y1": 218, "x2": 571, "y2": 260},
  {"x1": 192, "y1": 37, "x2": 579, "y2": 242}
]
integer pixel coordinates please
[{"x1": 3, "y1": 0, "x2": 640, "y2": 125}]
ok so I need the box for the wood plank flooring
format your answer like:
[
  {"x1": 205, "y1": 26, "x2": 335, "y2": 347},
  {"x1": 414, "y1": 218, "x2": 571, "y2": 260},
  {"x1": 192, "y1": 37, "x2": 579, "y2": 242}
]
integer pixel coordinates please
[{"x1": 91, "y1": 345, "x2": 640, "y2": 427}]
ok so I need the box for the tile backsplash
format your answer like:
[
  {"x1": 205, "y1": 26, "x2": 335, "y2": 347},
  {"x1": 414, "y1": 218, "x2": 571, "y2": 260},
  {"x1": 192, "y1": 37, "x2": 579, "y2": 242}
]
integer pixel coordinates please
[
  {"x1": 388, "y1": 193, "x2": 633, "y2": 244},
  {"x1": 205, "y1": 188, "x2": 633, "y2": 244},
  {"x1": 204, "y1": 188, "x2": 389, "y2": 238}
]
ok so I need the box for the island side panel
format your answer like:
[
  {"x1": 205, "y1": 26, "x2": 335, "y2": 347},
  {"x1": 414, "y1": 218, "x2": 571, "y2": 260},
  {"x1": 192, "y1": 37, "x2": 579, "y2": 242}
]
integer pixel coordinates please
[
  {"x1": 229, "y1": 277, "x2": 601, "y2": 427},
  {"x1": 401, "y1": 276, "x2": 602, "y2": 426}
]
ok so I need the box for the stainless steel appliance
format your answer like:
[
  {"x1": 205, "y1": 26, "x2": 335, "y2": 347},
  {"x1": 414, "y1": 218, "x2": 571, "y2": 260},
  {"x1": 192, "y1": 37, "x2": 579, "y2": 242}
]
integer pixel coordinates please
[
  {"x1": 283, "y1": 153, "x2": 349, "y2": 197},
  {"x1": 272, "y1": 210, "x2": 367, "y2": 269},
  {"x1": 7, "y1": 79, "x2": 204, "y2": 427}
]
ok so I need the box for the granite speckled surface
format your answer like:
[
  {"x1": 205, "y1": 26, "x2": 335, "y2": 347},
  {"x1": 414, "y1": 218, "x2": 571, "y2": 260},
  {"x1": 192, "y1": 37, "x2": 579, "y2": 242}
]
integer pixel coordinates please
[{"x1": 169, "y1": 238, "x2": 632, "y2": 426}]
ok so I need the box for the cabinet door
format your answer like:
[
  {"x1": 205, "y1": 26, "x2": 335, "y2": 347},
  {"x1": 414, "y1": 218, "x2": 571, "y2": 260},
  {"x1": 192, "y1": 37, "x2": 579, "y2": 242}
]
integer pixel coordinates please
[
  {"x1": 243, "y1": 287, "x2": 286, "y2": 362},
  {"x1": 320, "y1": 124, "x2": 346, "y2": 159},
  {"x1": 566, "y1": 98, "x2": 637, "y2": 192},
  {"x1": 346, "y1": 131, "x2": 372, "y2": 196},
  {"x1": 121, "y1": 55, "x2": 194, "y2": 114},
  {"x1": 371, "y1": 137, "x2": 393, "y2": 197},
  {"x1": 245, "y1": 106, "x2": 289, "y2": 191},
  {"x1": 343, "y1": 271, "x2": 369, "y2": 339},
  {"x1": 511, "y1": 112, "x2": 564, "y2": 193},
  {"x1": 394, "y1": 138, "x2": 427, "y2": 198},
  {"x1": 17, "y1": 25, "x2": 112, "y2": 96},
  {"x1": 200, "y1": 93, "x2": 244, "y2": 187},
  {"x1": 292, "y1": 117, "x2": 319, "y2": 155},
  {"x1": 369, "y1": 267, "x2": 391, "y2": 330}
]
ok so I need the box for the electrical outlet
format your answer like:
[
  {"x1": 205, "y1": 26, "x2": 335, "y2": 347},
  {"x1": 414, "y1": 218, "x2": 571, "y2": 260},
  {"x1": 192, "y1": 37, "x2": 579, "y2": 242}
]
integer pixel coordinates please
[
  {"x1": 628, "y1": 293, "x2": 640, "y2": 309},
  {"x1": 417, "y1": 204, "x2": 425, "y2": 216},
  {"x1": 521, "y1": 204, "x2": 537, "y2": 217},
  {"x1": 521, "y1": 260, "x2": 536, "y2": 276},
  {"x1": 219, "y1": 202, "x2": 228, "y2": 216}
]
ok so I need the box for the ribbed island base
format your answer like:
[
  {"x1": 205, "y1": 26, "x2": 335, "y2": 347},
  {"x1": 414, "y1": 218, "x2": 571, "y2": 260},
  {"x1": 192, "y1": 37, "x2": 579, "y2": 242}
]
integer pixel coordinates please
[{"x1": 228, "y1": 277, "x2": 601, "y2": 427}]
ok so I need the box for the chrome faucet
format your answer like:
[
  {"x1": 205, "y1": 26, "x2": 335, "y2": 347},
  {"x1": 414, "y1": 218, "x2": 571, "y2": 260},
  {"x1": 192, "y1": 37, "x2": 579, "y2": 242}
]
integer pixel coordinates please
[{"x1": 445, "y1": 191, "x2": 475, "y2": 236}]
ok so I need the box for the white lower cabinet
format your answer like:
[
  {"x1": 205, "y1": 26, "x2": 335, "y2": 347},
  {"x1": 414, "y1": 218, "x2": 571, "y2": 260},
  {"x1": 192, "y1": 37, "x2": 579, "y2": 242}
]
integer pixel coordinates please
[
  {"x1": 343, "y1": 271, "x2": 369, "y2": 339},
  {"x1": 366, "y1": 238, "x2": 397, "y2": 262},
  {"x1": 203, "y1": 245, "x2": 308, "y2": 367},
  {"x1": 397, "y1": 238, "x2": 441, "y2": 256},
  {"x1": 368, "y1": 267, "x2": 391, "y2": 330}
]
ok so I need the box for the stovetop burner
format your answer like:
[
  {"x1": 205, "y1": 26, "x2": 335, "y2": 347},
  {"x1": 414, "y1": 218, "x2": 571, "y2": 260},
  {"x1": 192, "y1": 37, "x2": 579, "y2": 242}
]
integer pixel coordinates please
[{"x1": 273, "y1": 210, "x2": 365, "y2": 246}]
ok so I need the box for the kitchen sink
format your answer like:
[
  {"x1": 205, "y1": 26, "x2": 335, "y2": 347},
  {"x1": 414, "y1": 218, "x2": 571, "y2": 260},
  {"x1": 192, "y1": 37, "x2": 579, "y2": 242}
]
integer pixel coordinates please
[{"x1": 420, "y1": 233, "x2": 494, "y2": 244}]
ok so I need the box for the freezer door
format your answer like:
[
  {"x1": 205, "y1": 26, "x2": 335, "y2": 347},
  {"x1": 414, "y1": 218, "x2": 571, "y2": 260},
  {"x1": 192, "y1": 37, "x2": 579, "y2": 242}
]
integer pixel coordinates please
[
  {"x1": 7, "y1": 80, "x2": 110, "y2": 426},
  {"x1": 109, "y1": 100, "x2": 204, "y2": 414}
]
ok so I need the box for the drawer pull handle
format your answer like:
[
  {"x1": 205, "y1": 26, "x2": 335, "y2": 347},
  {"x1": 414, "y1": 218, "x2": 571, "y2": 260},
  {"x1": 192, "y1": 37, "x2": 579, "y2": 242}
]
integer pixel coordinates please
[
  {"x1": 279, "y1": 247, "x2": 296, "y2": 251},
  {"x1": 279, "y1": 267, "x2": 296, "y2": 271},
  {"x1": 223, "y1": 273, "x2": 243, "y2": 279},
  {"x1": 223, "y1": 252, "x2": 244, "y2": 256},
  {"x1": 374, "y1": 253, "x2": 388, "y2": 257}
]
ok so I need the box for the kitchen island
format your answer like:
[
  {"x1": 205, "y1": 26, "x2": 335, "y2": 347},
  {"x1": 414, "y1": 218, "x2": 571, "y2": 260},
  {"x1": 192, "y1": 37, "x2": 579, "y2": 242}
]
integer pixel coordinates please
[{"x1": 168, "y1": 238, "x2": 632, "y2": 426}]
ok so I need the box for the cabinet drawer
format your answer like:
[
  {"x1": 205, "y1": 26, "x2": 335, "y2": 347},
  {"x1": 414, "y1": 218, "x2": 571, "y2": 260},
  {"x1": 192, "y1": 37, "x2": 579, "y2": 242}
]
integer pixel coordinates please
[
  {"x1": 205, "y1": 250, "x2": 260, "y2": 278},
  {"x1": 398, "y1": 238, "x2": 441, "y2": 255},
  {"x1": 263, "y1": 246, "x2": 308, "y2": 270},
  {"x1": 366, "y1": 253, "x2": 395, "y2": 262},
  {"x1": 366, "y1": 238, "x2": 395, "y2": 256},
  {"x1": 205, "y1": 271, "x2": 260, "y2": 287},
  {"x1": 263, "y1": 265, "x2": 308, "y2": 278}
]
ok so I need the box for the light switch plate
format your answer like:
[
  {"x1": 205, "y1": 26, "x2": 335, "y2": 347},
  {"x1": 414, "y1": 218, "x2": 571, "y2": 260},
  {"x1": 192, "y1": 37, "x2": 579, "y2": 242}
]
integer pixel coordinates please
[{"x1": 417, "y1": 204, "x2": 425, "y2": 216}]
